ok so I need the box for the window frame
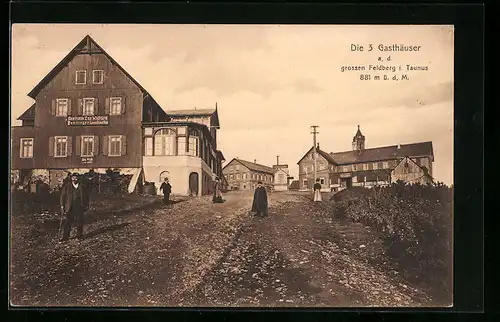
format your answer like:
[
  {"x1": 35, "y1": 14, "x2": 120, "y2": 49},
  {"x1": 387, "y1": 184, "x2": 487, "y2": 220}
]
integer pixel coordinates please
[
  {"x1": 383, "y1": 161, "x2": 389, "y2": 169},
  {"x1": 363, "y1": 163, "x2": 369, "y2": 170},
  {"x1": 82, "y1": 97, "x2": 96, "y2": 116},
  {"x1": 20, "y1": 138, "x2": 34, "y2": 159},
  {"x1": 92, "y1": 70, "x2": 104, "y2": 84},
  {"x1": 154, "y1": 128, "x2": 177, "y2": 156},
  {"x1": 108, "y1": 135, "x2": 122, "y2": 157},
  {"x1": 373, "y1": 162, "x2": 379, "y2": 170},
  {"x1": 75, "y1": 70, "x2": 87, "y2": 85},
  {"x1": 81, "y1": 135, "x2": 95, "y2": 157},
  {"x1": 55, "y1": 98, "x2": 69, "y2": 117},
  {"x1": 109, "y1": 97, "x2": 122, "y2": 115},
  {"x1": 54, "y1": 136, "x2": 68, "y2": 158},
  {"x1": 320, "y1": 177, "x2": 325, "y2": 185}
]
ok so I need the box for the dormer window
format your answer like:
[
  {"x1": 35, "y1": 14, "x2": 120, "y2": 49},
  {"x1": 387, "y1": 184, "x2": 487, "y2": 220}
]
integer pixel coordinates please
[
  {"x1": 93, "y1": 70, "x2": 104, "y2": 84},
  {"x1": 75, "y1": 70, "x2": 87, "y2": 84}
]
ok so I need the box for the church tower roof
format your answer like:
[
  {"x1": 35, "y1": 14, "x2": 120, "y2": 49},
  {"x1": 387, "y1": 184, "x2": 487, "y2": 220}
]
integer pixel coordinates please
[{"x1": 353, "y1": 125, "x2": 365, "y2": 141}]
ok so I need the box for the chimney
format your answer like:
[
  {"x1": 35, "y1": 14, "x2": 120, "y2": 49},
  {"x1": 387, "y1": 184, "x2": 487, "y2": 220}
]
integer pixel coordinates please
[
  {"x1": 254, "y1": 159, "x2": 257, "y2": 164},
  {"x1": 276, "y1": 156, "x2": 280, "y2": 165},
  {"x1": 397, "y1": 143, "x2": 401, "y2": 149},
  {"x1": 317, "y1": 143, "x2": 320, "y2": 149}
]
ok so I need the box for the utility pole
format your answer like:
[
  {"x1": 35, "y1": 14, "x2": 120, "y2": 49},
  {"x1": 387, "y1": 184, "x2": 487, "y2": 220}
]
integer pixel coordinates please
[{"x1": 310, "y1": 125, "x2": 319, "y2": 187}]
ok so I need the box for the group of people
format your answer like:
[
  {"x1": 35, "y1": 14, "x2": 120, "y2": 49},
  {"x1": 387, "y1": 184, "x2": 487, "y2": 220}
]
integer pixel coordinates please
[{"x1": 57, "y1": 173, "x2": 321, "y2": 243}]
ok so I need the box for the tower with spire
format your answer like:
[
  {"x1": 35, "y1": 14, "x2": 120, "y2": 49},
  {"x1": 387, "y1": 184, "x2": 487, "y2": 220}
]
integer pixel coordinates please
[{"x1": 352, "y1": 125, "x2": 365, "y2": 151}]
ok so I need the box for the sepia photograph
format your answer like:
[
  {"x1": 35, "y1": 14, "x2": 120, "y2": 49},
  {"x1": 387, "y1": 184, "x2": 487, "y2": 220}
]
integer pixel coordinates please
[{"x1": 10, "y1": 24, "x2": 454, "y2": 308}]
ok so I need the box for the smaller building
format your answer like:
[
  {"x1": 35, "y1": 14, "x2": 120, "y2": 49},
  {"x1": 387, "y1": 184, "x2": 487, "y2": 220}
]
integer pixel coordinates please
[
  {"x1": 222, "y1": 158, "x2": 275, "y2": 191},
  {"x1": 272, "y1": 164, "x2": 293, "y2": 191},
  {"x1": 141, "y1": 106, "x2": 223, "y2": 196},
  {"x1": 288, "y1": 180, "x2": 300, "y2": 191},
  {"x1": 391, "y1": 156, "x2": 433, "y2": 185}
]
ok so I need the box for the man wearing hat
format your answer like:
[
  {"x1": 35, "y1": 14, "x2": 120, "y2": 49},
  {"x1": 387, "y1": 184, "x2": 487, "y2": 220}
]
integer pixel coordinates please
[
  {"x1": 251, "y1": 181, "x2": 268, "y2": 217},
  {"x1": 59, "y1": 172, "x2": 89, "y2": 242}
]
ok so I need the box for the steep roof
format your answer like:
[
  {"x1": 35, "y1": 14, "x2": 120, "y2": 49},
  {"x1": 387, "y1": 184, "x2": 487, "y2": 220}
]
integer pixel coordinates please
[
  {"x1": 216, "y1": 150, "x2": 226, "y2": 161},
  {"x1": 330, "y1": 141, "x2": 434, "y2": 164},
  {"x1": 297, "y1": 146, "x2": 338, "y2": 165},
  {"x1": 224, "y1": 158, "x2": 275, "y2": 174},
  {"x1": 27, "y1": 35, "x2": 163, "y2": 109},
  {"x1": 17, "y1": 104, "x2": 35, "y2": 120},
  {"x1": 353, "y1": 125, "x2": 365, "y2": 140}
]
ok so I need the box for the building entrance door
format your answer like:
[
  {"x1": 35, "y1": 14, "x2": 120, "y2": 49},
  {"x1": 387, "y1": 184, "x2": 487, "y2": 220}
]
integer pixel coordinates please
[{"x1": 189, "y1": 172, "x2": 199, "y2": 196}]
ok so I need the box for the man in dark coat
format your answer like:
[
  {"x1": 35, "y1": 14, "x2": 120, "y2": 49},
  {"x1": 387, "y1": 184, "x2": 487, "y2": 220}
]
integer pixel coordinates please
[
  {"x1": 59, "y1": 173, "x2": 89, "y2": 242},
  {"x1": 251, "y1": 181, "x2": 268, "y2": 217},
  {"x1": 160, "y1": 178, "x2": 172, "y2": 205}
]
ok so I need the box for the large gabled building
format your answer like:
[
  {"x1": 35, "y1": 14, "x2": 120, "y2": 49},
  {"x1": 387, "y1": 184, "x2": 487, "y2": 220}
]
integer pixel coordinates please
[
  {"x1": 11, "y1": 35, "x2": 225, "y2": 196},
  {"x1": 222, "y1": 158, "x2": 275, "y2": 191},
  {"x1": 297, "y1": 126, "x2": 435, "y2": 191}
]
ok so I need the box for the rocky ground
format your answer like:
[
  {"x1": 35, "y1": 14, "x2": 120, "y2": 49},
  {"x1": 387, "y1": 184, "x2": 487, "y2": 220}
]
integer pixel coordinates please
[{"x1": 10, "y1": 191, "x2": 434, "y2": 307}]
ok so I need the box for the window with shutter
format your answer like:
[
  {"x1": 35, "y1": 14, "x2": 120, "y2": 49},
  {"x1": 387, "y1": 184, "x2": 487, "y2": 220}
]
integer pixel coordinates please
[
  {"x1": 81, "y1": 136, "x2": 95, "y2": 157},
  {"x1": 110, "y1": 97, "x2": 122, "y2": 115},
  {"x1": 20, "y1": 138, "x2": 34, "y2": 158},
  {"x1": 83, "y1": 98, "x2": 95, "y2": 116},
  {"x1": 108, "y1": 135, "x2": 122, "y2": 157},
  {"x1": 54, "y1": 136, "x2": 68, "y2": 157},
  {"x1": 55, "y1": 99, "x2": 68, "y2": 116}
]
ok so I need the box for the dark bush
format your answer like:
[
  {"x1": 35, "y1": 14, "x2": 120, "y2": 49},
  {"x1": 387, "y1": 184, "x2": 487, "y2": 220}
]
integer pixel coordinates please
[{"x1": 335, "y1": 182, "x2": 453, "y2": 304}]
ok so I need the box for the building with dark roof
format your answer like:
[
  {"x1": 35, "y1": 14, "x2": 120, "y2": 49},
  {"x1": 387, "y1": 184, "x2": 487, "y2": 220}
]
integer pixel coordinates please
[
  {"x1": 297, "y1": 126, "x2": 434, "y2": 191},
  {"x1": 222, "y1": 158, "x2": 275, "y2": 191},
  {"x1": 11, "y1": 35, "x2": 225, "y2": 196}
]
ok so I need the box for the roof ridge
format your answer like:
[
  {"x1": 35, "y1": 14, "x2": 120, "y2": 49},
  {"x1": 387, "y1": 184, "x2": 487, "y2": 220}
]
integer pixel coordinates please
[{"x1": 332, "y1": 141, "x2": 432, "y2": 155}]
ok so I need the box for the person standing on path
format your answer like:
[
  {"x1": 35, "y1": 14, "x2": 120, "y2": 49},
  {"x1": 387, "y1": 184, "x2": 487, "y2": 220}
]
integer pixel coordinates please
[
  {"x1": 160, "y1": 178, "x2": 172, "y2": 205},
  {"x1": 313, "y1": 179, "x2": 322, "y2": 202},
  {"x1": 59, "y1": 173, "x2": 89, "y2": 242},
  {"x1": 212, "y1": 177, "x2": 224, "y2": 203},
  {"x1": 251, "y1": 181, "x2": 268, "y2": 217}
]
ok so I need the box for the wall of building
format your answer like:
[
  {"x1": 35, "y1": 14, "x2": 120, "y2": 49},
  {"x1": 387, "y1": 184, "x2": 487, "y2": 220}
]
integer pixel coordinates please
[
  {"x1": 274, "y1": 169, "x2": 289, "y2": 191},
  {"x1": 391, "y1": 158, "x2": 432, "y2": 185},
  {"x1": 222, "y1": 161, "x2": 274, "y2": 190},
  {"x1": 143, "y1": 155, "x2": 214, "y2": 196}
]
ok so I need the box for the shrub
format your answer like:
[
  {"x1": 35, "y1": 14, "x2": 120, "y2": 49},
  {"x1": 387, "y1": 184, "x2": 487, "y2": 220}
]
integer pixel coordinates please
[{"x1": 334, "y1": 182, "x2": 453, "y2": 303}]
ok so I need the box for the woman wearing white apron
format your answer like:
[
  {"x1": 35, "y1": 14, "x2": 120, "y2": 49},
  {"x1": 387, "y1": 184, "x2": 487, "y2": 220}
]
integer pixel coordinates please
[{"x1": 313, "y1": 179, "x2": 322, "y2": 202}]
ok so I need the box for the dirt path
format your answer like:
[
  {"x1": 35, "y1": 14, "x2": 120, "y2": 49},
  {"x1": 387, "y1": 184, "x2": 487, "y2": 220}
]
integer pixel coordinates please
[
  {"x1": 184, "y1": 193, "x2": 431, "y2": 307},
  {"x1": 10, "y1": 191, "x2": 432, "y2": 307}
]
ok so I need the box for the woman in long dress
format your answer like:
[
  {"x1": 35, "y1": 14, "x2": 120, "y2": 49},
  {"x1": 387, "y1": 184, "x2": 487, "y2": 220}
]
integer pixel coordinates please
[
  {"x1": 212, "y1": 177, "x2": 224, "y2": 203},
  {"x1": 313, "y1": 179, "x2": 322, "y2": 202}
]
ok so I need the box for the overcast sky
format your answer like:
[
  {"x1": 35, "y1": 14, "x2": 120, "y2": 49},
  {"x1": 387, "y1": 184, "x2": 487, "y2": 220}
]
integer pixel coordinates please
[{"x1": 11, "y1": 24, "x2": 454, "y2": 185}]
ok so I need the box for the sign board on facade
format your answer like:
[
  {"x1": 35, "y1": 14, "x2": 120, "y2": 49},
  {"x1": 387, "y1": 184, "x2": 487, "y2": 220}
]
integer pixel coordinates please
[
  {"x1": 340, "y1": 173, "x2": 352, "y2": 178},
  {"x1": 67, "y1": 115, "x2": 109, "y2": 126},
  {"x1": 81, "y1": 157, "x2": 93, "y2": 164}
]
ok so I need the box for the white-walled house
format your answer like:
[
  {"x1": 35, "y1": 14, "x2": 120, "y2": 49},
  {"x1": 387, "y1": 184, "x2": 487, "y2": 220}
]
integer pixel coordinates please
[{"x1": 142, "y1": 107, "x2": 225, "y2": 196}]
